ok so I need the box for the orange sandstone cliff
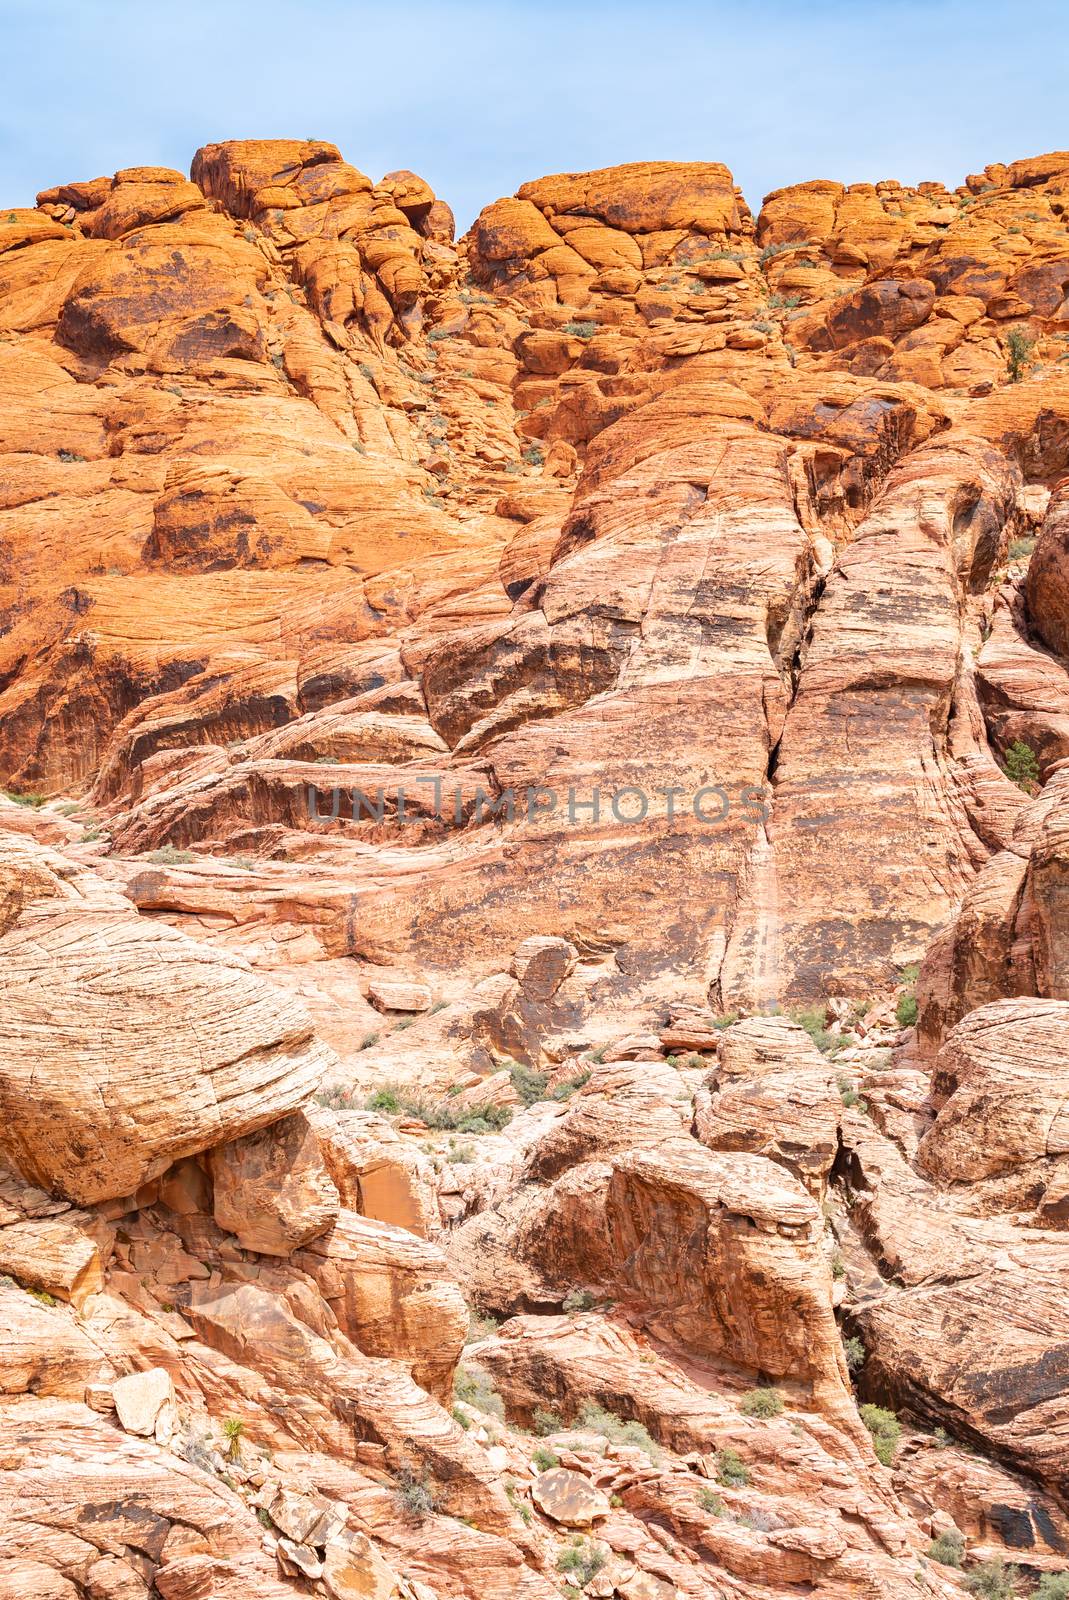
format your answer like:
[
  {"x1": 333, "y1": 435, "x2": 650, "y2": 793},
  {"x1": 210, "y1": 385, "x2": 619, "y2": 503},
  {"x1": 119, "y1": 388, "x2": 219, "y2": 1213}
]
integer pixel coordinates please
[{"x1": 1, "y1": 142, "x2": 1069, "y2": 1598}]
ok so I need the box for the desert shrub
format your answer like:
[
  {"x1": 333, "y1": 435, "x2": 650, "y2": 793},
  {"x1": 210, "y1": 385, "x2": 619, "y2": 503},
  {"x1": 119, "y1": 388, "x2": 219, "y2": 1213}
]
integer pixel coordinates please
[
  {"x1": 552, "y1": 1069, "x2": 591, "y2": 1101},
  {"x1": 509, "y1": 1061, "x2": 549, "y2": 1106},
  {"x1": 1007, "y1": 326, "x2": 1036, "y2": 382},
  {"x1": 532, "y1": 1445, "x2": 560, "y2": 1471},
  {"x1": 859, "y1": 1403, "x2": 901, "y2": 1466},
  {"x1": 838, "y1": 1079, "x2": 868, "y2": 1112},
  {"x1": 505, "y1": 1480, "x2": 533, "y2": 1523},
  {"x1": 831, "y1": 1256, "x2": 846, "y2": 1280},
  {"x1": 843, "y1": 1335, "x2": 866, "y2": 1372},
  {"x1": 562, "y1": 1288, "x2": 596, "y2": 1314},
  {"x1": 575, "y1": 1402, "x2": 660, "y2": 1460},
  {"x1": 533, "y1": 1407, "x2": 563, "y2": 1435},
  {"x1": 557, "y1": 1539, "x2": 605, "y2": 1587},
  {"x1": 716, "y1": 1447, "x2": 749, "y2": 1486},
  {"x1": 522, "y1": 444, "x2": 544, "y2": 467},
  {"x1": 1003, "y1": 738, "x2": 1040, "y2": 793},
  {"x1": 451, "y1": 1404, "x2": 471, "y2": 1430},
  {"x1": 926, "y1": 1529, "x2": 965, "y2": 1567},
  {"x1": 965, "y1": 1558, "x2": 1018, "y2": 1597},
  {"x1": 3, "y1": 790, "x2": 46, "y2": 808},
  {"x1": 896, "y1": 991, "x2": 919, "y2": 1027},
  {"x1": 697, "y1": 1487, "x2": 725, "y2": 1515},
  {"x1": 358, "y1": 1032, "x2": 382, "y2": 1053},
  {"x1": 315, "y1": 1085, "x2": 354, "y2": 1109},
  {"x1": 365, "y1": 1085, "x2": 398, "y2": 1112},
  {"x1": 793, "y1": 1007, "x2": 838, "y2": 1054},
  {"x1": 466, "y1": 1308, "x2": 501, "y2": 1343},
  {"x1": 1009, "y1": 535, "x2": 1036, "y2": 561},
  {"x1": 453, "y1": 1364, "x2": 504, "y2": 1418},
  {"x1": 394, "y1": 1470, "x2": 436, "y2": 1519},
  {"x1": 562, "y1": 320, "x2": 598, "y2": 339},
  {"x1": 739, "y1": 1387, "x2": 784, "y2": 1419},
  {"x1": 1033, "y1": 1576, "x2": 1069, "y2": 1600},
  {"x1": 221, "y1": 1418, "x2": 245, "y2": 1461},
  {"x1": 143, "y1": 845, "x2": 197, "y2": 864},
  {"x1": 447, "y1": 1139, "x2": 475, "y2": 1164}
]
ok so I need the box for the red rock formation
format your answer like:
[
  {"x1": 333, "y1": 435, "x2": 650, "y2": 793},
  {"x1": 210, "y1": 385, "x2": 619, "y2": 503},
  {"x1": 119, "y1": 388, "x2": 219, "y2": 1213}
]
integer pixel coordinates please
[{"x1": 5, "y1": 140, "x2": 1069, "y2": 1597}]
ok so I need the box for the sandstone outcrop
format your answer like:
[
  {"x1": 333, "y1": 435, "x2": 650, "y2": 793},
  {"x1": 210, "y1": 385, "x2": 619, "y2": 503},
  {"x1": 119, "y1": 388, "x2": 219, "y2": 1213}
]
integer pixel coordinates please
[{"x1": 5, "y1": 137, "x2": 1069, "y2": 1600}]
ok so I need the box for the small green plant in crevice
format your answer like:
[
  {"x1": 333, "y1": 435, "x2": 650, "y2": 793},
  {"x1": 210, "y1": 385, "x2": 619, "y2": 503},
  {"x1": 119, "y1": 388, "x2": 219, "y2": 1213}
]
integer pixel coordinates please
[
  {"x1": 504, "y1": 1479, "x2": 533, "y2": 1524},
  {"x1": 57, "y1": 448, "x2": 87, "y2": 463},
  {"x1": 739, "y1": 1387, "x2": 784, "y2": 1419},
  {"x1": 509, "y1": 1060, "x2": 549, "y2": 1106},
  {"x1": 453, "y1": 1364, "x2": 504, "y2": 1418},
  {"x1": 1006, "y1": 326, "x2": 1036, "y2": 382},
  {"x1": 716, "y1": 1446, "x2": 749, "y2": 1487},
  {"x1": 533, "y1": 1407, "x2": 563, "y2": 1436},
  {"x1": 451, "y1": 1404, "x2": 471, "y2": 1430},
  {"x1": 1009, "y1": 534, "x2": 1036, "y2": 561},
  {"x1": 926, "y1": 1529, "x2": 965, "y2": 1567},
  {"x1": 256, "y1": 1505, "x2": 273, "y2": 1528},
  {"x1": 562, "y1": 1287, "x2": 596, "y2": 1315},
  {"x1": 562, "y1": 319, "x2": 598, "y2": 339},
  {"x1": 697, "y1": 1487, "x2": 725, "y2": 1515},
  {"x1": 964, "y1": 1558, "x2": 1018, "y2": 1598},
  {"x1": 831, "y1": 1255, "x2": 846, "y2": 1280},
  {"x1": 843, "y1": 1335, "x2": 866, "y2": 1374},
  {"x1": 221, "y1": 1417, "x2": 245, "y2": 1461},
  {"x1": 358, "y1": 1032, "x2": 382, "y2": 1053},
  {"x1": 143, "y1": 845, "x2": 198, "y2": 865},
  {"x1": 26, "y1": 1286, "x2": 57, "y2": 1306},
  {"x1": 522, "y1": 444, "x2": 544, "y2": 467},
  {"x1": 859, "y1": 1402, "x2": 901, "y2": 1466},
  {"x1": 394, "y1": 1469, "x2": 437, "y2": 1520},
  {"x1": 532, "y1": 1445, "x2": 560, "y2": 1471},
  {"x1": 575, "y1": 1401, "x2": 660, "y2": 1460},
  {"x1": 585, "y1": 1043, "x2": 609, "y2": 1064},
  {"x1": 557, "y1": 1538, "x2": 606, "y2": 1589},
  {"x1": 1003, "y1": 738, "x2": 1041, "y2": 795},
  {"x1": 838, "y1": 1078, "x2": 868, "y2": 1113}
]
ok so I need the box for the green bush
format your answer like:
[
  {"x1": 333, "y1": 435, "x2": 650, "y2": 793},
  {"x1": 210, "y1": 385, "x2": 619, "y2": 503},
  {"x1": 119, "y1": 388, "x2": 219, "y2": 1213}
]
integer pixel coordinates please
[
  {"x1": 896, "y1": 992, "x2": 919, "y2": 1028},
  {"x1": 1033, "y1": 1576, "x2": 1069, "y2": 1600},
  {"x1": 739, "y1": 1387, "x2": 784, "y2": 1418},
  {"x1": 927, "y1": 1529, "x2": 965, "y2": 1567},
  {"x1": 143, "y1": 845, "x2": 198, "y2": 864},
  {"x1": 533, "y1": 1407, "x2": 563, "y2": 1436},
  {"x1": 453, "y1": 1365, "x2": 504, "y2": 1418},
  {"x1": 716, "y1": 1446, "x2": 749, "y2": 1486},
  {"x1": 1009, "y1": 535, "x2": 1036, "y2": 561},
  {"x1": 843, "y1": 1335, "x2": 866, "y2": 1373},
  {"x1": 860, "y1": 1403, "x2": 901, "y2": 1466},
  {"x1": 365, "y1": 1086, "x2": 398, "y2": 1112},
  {"x1": 1007, "y1": 326, "x2": 1036, "y2": 382},
  {"x1": 575, "y1": 1402, "x2": 660, "y2": 1460},
  {"x1": 557, "y1": 1539, "x2": 605, "y2": 1588},
  {"x1": 965, "y1": 1558, "x2": 1018, "y2": 1598},
  {"x1": 562, "y1": 1287, "x2": 596, "y2": 1314},
  {"x1": 552, "y1": 1069, "x2": 591, "y2": 1101},
  {"x1": 793, "y1": 1007, "x2": 838, "y2": 1054},
  {"x1": 1003, "y1": 738, "x2": 1040, "y2": 793},
  {"x1": 532, "y1": 1445, "x2": 560, "y2": 1471},
  {"x1": 697, "y1": 1487, "x2": 725, "y2": 1515},
  {"x1": 509, "y1": 1061, "x2": 549, "y2": 1106},
  {"x1": 562, "y1": 320, "x2": 598, "y2": 339}
]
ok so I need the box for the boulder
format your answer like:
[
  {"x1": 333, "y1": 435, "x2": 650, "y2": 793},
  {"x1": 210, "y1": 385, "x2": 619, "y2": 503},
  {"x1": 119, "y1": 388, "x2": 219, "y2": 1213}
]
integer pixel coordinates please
[
  {"x1": 531, "y1": 1467, "x2": 609, "y2": 1527},
  {"x1": 0, "y1": 906, "x2": 333, "y2": 1204},
  {"x1": 210, "y1": 1111, "x2": 340, "y2": 1255}
]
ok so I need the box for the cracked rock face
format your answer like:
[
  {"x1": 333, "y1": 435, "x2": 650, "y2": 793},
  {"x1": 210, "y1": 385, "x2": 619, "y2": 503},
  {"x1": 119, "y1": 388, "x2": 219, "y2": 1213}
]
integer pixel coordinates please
[{"x1": 4, "y1": 140, "x2": 1069, "y2": 1598}]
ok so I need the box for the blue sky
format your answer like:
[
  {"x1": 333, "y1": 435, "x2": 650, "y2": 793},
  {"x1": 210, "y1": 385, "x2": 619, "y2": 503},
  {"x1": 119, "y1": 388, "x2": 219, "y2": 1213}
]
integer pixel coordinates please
[{"x1": 0, "y1": 0, "x2": 1065, "y2": 229}]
